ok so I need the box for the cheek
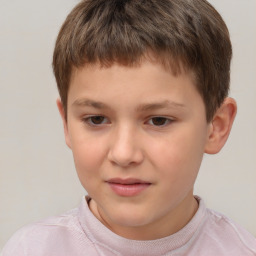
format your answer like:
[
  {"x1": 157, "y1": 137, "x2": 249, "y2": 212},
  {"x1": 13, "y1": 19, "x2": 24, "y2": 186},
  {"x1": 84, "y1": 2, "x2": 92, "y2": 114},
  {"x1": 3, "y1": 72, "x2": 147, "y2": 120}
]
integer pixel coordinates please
[
  {"x1": 70, "y1": 135, "x2": 107, "y2": 180},
  {"x1": 148, "y1": 128, "x2": 205, "y2": 181}
]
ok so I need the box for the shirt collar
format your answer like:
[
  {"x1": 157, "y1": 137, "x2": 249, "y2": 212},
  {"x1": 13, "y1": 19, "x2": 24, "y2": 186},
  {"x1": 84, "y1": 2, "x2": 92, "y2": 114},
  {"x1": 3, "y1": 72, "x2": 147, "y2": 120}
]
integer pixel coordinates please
[{"x1": 77, "y1": 195, "x2": 206, "y2": 256}]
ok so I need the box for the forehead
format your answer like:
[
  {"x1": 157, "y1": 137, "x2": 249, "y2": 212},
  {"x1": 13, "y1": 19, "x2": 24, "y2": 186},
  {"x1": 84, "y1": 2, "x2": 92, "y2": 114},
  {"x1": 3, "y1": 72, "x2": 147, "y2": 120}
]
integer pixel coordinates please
[
  {"x1": 70, "y1": 60, "x2": 193, "y2": 92},
  {"x1": 70, "y1": 55, "x2": 195, "y2": 89},
  {"x1": 67, "y1": 59, "x2": 205, "y2": 118},
  {"x1": 70, "y1": 50, "x2": 194, "y2": 84}
]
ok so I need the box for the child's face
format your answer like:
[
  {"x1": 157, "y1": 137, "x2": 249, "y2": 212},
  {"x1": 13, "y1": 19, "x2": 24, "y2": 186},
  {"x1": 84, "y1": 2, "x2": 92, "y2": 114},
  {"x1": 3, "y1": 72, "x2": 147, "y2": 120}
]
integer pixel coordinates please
[{"x1": 60, "y1": 59, "x2": 212, "y2": 239}]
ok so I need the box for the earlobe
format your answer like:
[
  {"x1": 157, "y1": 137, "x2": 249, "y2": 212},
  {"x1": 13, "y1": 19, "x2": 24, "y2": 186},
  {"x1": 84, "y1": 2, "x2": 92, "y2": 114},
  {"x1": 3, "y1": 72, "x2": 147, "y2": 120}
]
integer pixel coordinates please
[
  {"x1": 56, "y1": 98, "x2": 71, "y2": 149},
  {"x1": 204, "y1": 97, "x2": 237, "y2": 154}
]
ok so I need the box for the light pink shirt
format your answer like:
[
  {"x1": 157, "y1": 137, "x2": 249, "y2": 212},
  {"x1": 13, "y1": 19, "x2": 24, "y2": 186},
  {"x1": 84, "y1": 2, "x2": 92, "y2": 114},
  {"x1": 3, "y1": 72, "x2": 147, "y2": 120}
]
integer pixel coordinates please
[{"x1": 2, "y1": 196, "x2": 256, "y2": 256}]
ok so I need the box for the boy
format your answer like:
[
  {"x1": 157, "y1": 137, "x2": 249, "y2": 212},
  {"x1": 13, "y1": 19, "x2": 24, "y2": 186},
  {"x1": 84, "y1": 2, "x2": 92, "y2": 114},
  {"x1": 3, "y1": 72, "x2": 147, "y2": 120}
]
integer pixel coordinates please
[{"x1": 2, "y1": 0, "x2": 256, "y2": 255}]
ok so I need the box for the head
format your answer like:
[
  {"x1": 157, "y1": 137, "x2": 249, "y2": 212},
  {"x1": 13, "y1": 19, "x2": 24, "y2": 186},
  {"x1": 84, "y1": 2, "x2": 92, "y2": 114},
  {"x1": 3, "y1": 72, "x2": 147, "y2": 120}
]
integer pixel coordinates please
[
  {"x1": 53, "y1": 0, "x2": 232, "y2": 123},
  {"x1": 53, "y1": 0, "x2": 237, "y2": 240}
]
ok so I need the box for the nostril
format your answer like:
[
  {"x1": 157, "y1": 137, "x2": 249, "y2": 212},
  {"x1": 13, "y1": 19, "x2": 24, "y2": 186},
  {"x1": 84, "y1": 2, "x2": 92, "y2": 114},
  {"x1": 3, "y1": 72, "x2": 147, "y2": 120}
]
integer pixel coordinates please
[
  {"x1": 107, "y1": 147, "x2": 144, "y2": 167},
  {"x1": 107, "y1": 130, "x2": 144, "y2": 166}
]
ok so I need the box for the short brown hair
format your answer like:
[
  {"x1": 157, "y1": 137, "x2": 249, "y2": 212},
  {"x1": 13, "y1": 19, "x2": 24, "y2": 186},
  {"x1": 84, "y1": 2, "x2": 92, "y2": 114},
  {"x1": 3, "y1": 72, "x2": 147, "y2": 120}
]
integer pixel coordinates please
[{"x1": 52, "y1": 0, "x2": 232, "y2": 122}]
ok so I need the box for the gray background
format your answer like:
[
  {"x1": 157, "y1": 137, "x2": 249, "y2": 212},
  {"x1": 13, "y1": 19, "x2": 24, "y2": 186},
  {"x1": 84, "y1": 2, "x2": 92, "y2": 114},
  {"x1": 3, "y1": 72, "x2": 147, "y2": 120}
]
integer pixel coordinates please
[{"x1": 1, "y1": 0, "x2": 256, "y2": 251}]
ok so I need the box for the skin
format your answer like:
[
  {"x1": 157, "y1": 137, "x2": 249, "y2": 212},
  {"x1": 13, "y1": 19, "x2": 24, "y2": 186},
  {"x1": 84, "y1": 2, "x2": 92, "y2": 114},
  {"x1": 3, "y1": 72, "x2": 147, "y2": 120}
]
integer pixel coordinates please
[{"x1": 57, "y1": 59, "x2": 236, "y2": 240}]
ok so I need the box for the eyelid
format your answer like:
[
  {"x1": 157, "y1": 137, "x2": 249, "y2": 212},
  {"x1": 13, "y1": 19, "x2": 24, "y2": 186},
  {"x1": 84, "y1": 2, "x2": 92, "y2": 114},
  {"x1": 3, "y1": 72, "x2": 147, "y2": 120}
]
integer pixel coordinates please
[
  {"x1": 146, "y1": 116, "x2": 175, "y2": 127},
  {"x1": 82, "y1": 115, "x2": 110, "y2": 127},
  {"x1": 81, "y1": 115, "x2": 175, "y2": 128}
]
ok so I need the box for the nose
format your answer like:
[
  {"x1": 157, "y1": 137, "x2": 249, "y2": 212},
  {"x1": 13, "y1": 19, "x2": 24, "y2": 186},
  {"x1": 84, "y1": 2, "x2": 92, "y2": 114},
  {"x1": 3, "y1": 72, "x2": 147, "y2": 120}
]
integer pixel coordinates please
[{"x1": 107, "y1": 125, "x2": 144, "y2": 167}]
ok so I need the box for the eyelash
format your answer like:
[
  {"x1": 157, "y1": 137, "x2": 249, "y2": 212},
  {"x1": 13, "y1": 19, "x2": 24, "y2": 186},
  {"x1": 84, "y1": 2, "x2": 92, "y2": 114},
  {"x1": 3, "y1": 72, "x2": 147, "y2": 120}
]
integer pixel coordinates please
[
  {"x1": 82, "y1": 115, "x2": 174, "y2": 128},
  {"x1": 147, "y1": 117, "x2": 173, "y2": 126},
  {"x1": 82, "y1": 116, "x2": 110, "y2": 126}
]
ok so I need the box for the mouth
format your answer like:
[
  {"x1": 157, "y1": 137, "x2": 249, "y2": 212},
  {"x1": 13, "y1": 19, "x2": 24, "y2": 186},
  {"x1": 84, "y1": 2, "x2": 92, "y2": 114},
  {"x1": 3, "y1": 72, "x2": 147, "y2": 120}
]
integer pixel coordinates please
[{"x1": 106, "y1": 178, "x2": 152, "y2": 197}]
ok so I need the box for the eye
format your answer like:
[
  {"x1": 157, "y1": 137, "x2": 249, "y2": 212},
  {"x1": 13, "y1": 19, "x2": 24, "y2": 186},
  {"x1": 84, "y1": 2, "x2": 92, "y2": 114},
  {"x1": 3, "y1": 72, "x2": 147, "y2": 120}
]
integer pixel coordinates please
[
  {"x1": 147, "y1": 117, "x2": 172, "y2": 126},
  {"x1": 83, "y1": 115, "x2": 109, "y2": 126}
]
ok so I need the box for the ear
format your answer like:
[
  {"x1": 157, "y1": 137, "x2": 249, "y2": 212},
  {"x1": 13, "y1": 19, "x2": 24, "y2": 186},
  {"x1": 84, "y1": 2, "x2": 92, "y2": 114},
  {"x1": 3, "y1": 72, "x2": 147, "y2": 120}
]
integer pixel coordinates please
[
  {"x1": 204, "y1": 97, "x2": 237, "y2": 154},
  {"x1": 56, "y1": 98, "x2": 71, "y2": 149}
]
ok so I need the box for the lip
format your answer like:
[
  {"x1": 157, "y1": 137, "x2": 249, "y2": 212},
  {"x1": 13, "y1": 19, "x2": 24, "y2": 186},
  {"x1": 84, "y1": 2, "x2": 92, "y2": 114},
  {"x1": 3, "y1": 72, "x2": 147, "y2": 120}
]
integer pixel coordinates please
[{"x1": 106, "y1": 178, "x2": 151, "y2": 197}]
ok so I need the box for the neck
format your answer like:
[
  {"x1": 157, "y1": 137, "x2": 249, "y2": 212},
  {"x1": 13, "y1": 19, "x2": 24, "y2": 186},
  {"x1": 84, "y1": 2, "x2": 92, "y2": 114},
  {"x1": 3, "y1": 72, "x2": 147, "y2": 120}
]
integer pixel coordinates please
[{"x1": 89, "y1": 193, "x2": 199, "y2": 240}]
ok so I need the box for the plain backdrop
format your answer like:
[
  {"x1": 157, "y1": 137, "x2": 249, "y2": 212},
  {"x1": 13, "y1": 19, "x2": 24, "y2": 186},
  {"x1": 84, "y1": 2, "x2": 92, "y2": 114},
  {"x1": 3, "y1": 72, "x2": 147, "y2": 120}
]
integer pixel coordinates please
[{"x1": 0, "y1": 0, "x2": 255, "y2": 251}]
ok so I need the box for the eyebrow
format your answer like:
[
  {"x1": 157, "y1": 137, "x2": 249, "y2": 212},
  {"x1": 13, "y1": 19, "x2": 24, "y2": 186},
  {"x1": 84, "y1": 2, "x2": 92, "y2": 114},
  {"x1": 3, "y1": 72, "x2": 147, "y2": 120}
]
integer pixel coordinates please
[
  {"x1": 72, "y1": 99, "x2": 109, "y2": 109},
  {"x1": 72, "y1": 98, "x2": 186, "y2": 111},
  {"x1": 136, "y1": 100, "x2": 186, "y2": 111}
]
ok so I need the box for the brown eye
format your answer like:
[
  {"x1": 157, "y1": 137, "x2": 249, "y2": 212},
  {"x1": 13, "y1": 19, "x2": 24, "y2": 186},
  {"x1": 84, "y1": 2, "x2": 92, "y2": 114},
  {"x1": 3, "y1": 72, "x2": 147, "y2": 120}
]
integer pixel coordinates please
[
  {"x1": 90, "y1": 116, "x2": 106, "y2": 124},
  {"x1": 83, "y1": 116, "x2": 109, "y2": 126},
  {"x1": 151, "y1": 117, "x2": 169, "y2": 126}
]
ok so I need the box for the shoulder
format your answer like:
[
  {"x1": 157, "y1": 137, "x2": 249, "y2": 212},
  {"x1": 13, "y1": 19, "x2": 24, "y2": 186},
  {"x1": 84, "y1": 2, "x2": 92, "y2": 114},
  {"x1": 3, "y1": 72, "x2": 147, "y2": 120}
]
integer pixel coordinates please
[
  {"x1": 1, "y1": 208, "x2": 96, "y2": 256},
  {"x1": 202, "y1": 207, "x2": 256, "y2": 255}
]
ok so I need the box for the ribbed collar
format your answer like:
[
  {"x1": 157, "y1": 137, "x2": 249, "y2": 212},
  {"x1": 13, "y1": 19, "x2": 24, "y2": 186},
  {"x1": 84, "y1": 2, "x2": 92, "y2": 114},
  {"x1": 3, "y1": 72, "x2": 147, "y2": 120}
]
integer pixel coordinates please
[{"x1": 78, "y1": 196, "x2": 207, "y2": 256}]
